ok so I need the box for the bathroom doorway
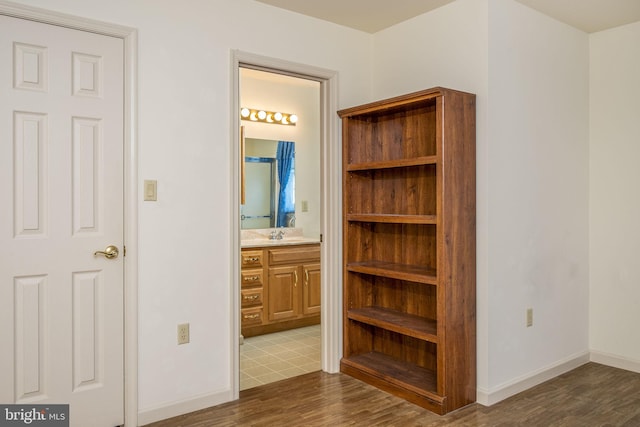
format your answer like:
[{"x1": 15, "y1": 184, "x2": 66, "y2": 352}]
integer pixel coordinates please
[
  {"x1": 238, "y1": 67, "x2": 322, "y2": 390},
  {"x1": 231, "y1": 51, "x2": 341, "y2": 399}
]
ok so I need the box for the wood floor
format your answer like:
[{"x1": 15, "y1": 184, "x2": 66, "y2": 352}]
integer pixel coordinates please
[{"x1": 145, "y1": 363, "x2": 640, "y2": 426}]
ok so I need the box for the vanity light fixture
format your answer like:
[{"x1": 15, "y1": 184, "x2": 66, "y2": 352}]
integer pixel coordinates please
[{"x1": 240, "y1": 108, "x2": 297, "y2": 126}]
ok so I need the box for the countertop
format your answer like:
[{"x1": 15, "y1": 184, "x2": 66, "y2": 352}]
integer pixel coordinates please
[{"x1": 240, "y1": 228, "x2": 320, "y2": 248}]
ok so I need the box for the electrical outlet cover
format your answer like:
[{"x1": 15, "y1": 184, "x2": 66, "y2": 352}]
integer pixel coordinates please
[{"x1": 178, "y1": 323, "x2": 190, "y2": 344}]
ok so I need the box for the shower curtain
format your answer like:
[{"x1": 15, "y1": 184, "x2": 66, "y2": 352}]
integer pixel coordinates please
[{"x1": 276, "y1": 141, "x2": 295, "y2": 227}]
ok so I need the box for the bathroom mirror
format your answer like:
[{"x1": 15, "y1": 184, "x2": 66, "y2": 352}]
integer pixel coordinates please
[{"x1": 241, "y1": 138, "x2": 295, "y2": 229}]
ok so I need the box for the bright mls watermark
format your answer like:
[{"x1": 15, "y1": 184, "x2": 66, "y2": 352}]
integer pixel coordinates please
[{"x1": 0, "y1": 405, "x2": 68, "y2": 427}]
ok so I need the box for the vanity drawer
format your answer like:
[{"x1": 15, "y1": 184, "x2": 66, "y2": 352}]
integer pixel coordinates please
[
  {"x1": 241, "y1": 307, "x2": 263, "y2": 326},
  {"x1": 268, "y1": 245, "x2": 320, "y2": 265},
  {"x1": 241, "y1": 269, "x2": 263, "y2": 287},
  {"x1": 241, "y1": 250, "x2": 264, "y2": 268},
  {"x1": 241, "y1": 288, "x2": 263, "y2": 307}
]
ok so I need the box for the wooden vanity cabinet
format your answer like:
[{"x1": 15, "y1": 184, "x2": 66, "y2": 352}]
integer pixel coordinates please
[
  {"x1": 240, "y1": 250, "x2": 265, "y2": 328},
  {"x1": 241, "y1": 243, "x2": 320, "y2": 337}
]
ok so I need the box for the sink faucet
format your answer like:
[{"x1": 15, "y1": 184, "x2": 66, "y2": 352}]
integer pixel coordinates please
[{"x1": 269, "y1": 229, "x2": 285, "y2": 240}]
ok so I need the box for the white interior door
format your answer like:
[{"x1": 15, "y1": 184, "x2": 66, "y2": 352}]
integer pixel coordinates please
[{"x1": 0, "y1": 14, "x2": 125, "y2": 427}]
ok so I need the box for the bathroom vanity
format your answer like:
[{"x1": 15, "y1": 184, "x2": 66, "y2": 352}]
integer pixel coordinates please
[{"x1": 240, "y1": 230, "x2": 320, "y2": 337}]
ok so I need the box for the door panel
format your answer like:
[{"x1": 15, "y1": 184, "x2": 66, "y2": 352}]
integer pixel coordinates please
[
  {"x1": 268, "y1": 266, "x2": 299, "y2": 321},
  {"x1": 0, "y1": 14, "x2": 124, "y2": 427},
  {"x1": 302, "y1": 263, "x2": 321, "y2": 315}
]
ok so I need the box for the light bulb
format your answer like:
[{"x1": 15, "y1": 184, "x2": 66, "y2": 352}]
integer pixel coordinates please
[
  {"x1": 257, "y1": 110, "x2": 266, "y2": 120},
  {"x1": 281, "y1": 116, "x2": 289, "y2": 125},
  {"x1": 250, "y1": 112, "x2": 257, "y2": 121},
  {"x1": 289, "y1": 114, "x2": 298, "y2": 124},
  {"x1": 274, "y1": 112, "x2": 283, "y2": 121},
  {"x1": 266, "y1": 113, "x2": 274, "y2": 123},
  {"x1": 240, "y1": 108, "x2": 250, "y2": 118}
]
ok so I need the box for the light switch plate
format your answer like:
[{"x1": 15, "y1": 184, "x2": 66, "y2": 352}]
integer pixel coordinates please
[{"x1": 144, "y1": 180, "x2": 157, "y2": 201}]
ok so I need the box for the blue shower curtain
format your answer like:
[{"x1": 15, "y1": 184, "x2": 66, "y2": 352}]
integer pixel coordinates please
[{"x1": 276, "y1": 141, "x2": 295, "y2": 227}]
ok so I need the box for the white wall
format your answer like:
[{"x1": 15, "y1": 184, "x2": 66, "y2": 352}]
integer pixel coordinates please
[
  {"x1": 240, "y1": 69, "x2": 321, "y2": 237},
  {"x1": 7, "y1": 0, "x2": 372, "y2": 423},
  {"x1": 373, "y1": 0, "x2": 590, "y2": 403},
  {"x1": 589, "y1": 21, "x2": 640, "y2": 368},
  {"x1": 486, "y1": 0, "x2": 590, "y2": 398}
]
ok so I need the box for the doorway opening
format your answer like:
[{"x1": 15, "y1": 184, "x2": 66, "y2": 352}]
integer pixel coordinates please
[
  {"x1": 239, "y1": 68, "x2": 321, "y2": 390},
  {"x1": 230, "y1": 51, "x2": 341, "y2": 398}
]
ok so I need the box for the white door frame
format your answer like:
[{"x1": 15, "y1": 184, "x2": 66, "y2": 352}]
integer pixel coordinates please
[
  {"x1": 230, "y1": 50, "x2": 342, "y2": 397},
  {"x1": 0, "y1": 2, "x2": 139, "y2": 426}
]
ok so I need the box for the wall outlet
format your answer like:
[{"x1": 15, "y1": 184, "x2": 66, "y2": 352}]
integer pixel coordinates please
[
  {"x1": 526, "y1": 308, "x2": 533, "y2": 327},
  {"x1": 177, "y1": 323, "x2": 190, "y2": 344},
  {"x1": 301, "y1": 200, "x2": 309, "y2": 212}
]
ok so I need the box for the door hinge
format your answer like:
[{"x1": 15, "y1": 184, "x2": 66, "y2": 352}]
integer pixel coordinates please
[
  {"x1": 123, "y1": 245, "x2": 126, "y2": 257},
  {"x1": 320, "y1": 234, "x2": 323, "y2": 243}
]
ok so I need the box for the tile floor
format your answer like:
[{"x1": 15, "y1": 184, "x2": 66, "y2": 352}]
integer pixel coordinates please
[{"x1": 240, "y1": 325, "x2": 321, "y2": 391}]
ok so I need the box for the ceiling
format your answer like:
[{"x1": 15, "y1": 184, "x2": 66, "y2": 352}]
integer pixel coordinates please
[{"x1": 255, "y1": 0, "x2": 640, "y2": 34}]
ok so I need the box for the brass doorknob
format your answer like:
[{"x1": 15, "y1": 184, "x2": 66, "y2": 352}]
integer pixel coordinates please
[{"x1": 94, "y1": 245, "x2": 119, "y2": 259}]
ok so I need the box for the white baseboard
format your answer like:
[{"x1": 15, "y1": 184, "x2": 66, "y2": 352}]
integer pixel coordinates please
[
  {"x1": 590, "y1": 350, "x2": 640, "y2": 373},
  {"x1": 476, "y1": 351, "x2": 590, "y2": 406},
  {"x1": 137, "y1": 389, "x2": 234, "y2": 426}
]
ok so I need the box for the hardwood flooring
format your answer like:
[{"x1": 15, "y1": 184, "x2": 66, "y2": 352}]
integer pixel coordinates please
[{"x1": 145, "y1": 362, "x2": 640, "y2": 426}]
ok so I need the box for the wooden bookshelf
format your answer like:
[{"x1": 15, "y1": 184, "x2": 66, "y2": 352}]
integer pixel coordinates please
[{"x1": 340, "y1": 87, "x2": 476, "y2": 415}]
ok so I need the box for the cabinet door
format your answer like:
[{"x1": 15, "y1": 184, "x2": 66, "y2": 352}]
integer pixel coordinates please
[
  {"x1": 302, "y1": 263, "x2": 321, "y2": 315},
  {"x1": 268, "y1": 265, "x2": 299, "y2": 321}
]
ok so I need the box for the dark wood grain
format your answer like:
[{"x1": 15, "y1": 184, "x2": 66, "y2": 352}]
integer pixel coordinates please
[
  {"x1": 342, "y1": 352, "x2": 442, "y2": 413},
  {"x1": 346, "y1": 261, "x2": 437, "y2": 284},
  {"x1": 348, "y1": 307, "x2": 437, "y2": 342},
  {"x1": 342, "y1": 99, "x2": 437, "y2": 164},
  {"x1": 144, "y1": 363, "x2": 640, "y2": 427},
  {"x1": 346, "y1": 155, "x2": 437, "y2": 171},
  {"x1": 346, "y1": 165, "x2": 437, "y2": 217},
  {"x1": 339, "y1": 87, "x2": 475, "y2": 414},
  {"x1": 347, "y1": 214, "x2": 437, "y2": 224}
]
